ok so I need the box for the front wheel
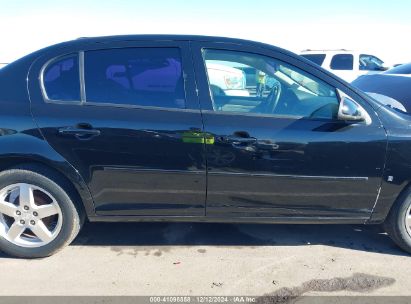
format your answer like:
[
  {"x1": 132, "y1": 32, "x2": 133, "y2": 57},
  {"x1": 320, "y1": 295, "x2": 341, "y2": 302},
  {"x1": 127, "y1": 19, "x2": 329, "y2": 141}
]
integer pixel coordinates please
[
  {"x1": 0, "y1": 165, "x2": 83, "y2": 258},
  {"x1": 384, "y1": 187, "x2": 411, "y2": 254}
]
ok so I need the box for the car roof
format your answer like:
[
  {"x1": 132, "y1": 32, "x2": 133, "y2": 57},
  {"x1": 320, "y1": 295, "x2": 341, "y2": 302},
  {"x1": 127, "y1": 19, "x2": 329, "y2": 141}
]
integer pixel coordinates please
[
  {"x1": 45, "y1": 34, "x2": 288, "y2": 53},
  {"x1": 2, "y1": 34, "x2": 305, "y2": 72},
  {"x1": 74, "y1": 34, "x2": 255, "y2": 43},
  {"x1": 9, "y1": 34, "x2": 301, "y2": 67},
  {"x1": 384, "y1": 62, "x2": 411, "y2": 75},
  {"x1": 300, "y1": 49, "x2": 354, "y2": 54}
]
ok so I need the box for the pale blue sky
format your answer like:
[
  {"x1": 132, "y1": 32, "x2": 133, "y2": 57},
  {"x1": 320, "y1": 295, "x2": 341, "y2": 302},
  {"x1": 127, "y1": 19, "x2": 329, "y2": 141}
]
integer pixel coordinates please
[
  {"x1": 1, "y1": 0, "x2": 410, "y2": 63},
  {"x1": 2, "y1": 0, "x2": 411, "y2": 22}
]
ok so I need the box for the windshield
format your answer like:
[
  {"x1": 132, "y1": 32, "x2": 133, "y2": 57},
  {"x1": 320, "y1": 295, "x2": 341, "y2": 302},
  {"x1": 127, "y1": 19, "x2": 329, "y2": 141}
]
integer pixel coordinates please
[{"x1": 359, "y1": 54, "x2": 384, "y2": 71}]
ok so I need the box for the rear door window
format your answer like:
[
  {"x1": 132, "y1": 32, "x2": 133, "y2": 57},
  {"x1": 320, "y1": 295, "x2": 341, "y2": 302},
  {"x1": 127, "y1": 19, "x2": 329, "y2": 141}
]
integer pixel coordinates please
[
  {"x1": 43, "y1": 54, "x2": 80, "y2": 102},
  {"x1": 84, "y1": 47, "x2": 185, "y2": 109},
  {"x1": 330, "y1": 54, "x2": 354, "y2": 70}
]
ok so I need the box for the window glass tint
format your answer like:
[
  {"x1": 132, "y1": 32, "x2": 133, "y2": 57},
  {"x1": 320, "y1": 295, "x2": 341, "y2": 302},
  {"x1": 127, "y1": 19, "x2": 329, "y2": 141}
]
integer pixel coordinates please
[
  {"x1": 203, "y1": 49, "x2": 339, "y2": 120},
  {"x1": 84, "y1": 48, "x2": 185, "y2": 108},
  {"x1": 301, "y1": 54, "x2": 326, "y2": 66},
  {"x1": 330, "y1": 54, "x2": 354, "y2": 70},
  {"x1": 386, "y1": 63, "x2": 411, "y2": 74},
  {"x1": 43, "y1": 54, "x2": 80, "y2": 101},
  {"x1": 359, "y1": 54, "x2": 384, "y2": 71}
]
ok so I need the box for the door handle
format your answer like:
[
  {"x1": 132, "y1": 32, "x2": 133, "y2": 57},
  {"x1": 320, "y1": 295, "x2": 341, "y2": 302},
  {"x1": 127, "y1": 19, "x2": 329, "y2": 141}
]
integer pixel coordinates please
[
  {"x1": 58, "y1": 125, "x2": 101, "y2": 138},
  {"x1": 224, "y1": 135, "x2": 257, "y2": 144}
]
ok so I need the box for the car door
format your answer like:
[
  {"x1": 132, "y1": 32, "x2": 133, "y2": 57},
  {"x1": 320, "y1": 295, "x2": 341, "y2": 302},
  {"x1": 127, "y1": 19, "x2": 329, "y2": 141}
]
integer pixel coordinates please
[
  {"x1": 29, "y1": 40, "x2": 206, "y2": 216},
  {"x1": 191, "y1": 41, "x2": 387, "y2": 220}
]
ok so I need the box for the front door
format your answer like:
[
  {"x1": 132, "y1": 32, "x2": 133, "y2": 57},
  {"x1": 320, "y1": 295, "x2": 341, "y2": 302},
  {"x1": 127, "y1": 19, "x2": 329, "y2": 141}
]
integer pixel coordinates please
[
  {"x1": 192, "y1": 42, "x2": 387, "y2": 220},
  {"x1": 29, "y1": 40, "x2": 206, "y2": 216}
]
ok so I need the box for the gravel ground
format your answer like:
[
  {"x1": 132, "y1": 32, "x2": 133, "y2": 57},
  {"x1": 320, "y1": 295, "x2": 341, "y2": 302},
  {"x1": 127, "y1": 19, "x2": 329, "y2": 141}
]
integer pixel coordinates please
[{"x1": 0, "y1": 222, "x2": 410, "y2": 299}]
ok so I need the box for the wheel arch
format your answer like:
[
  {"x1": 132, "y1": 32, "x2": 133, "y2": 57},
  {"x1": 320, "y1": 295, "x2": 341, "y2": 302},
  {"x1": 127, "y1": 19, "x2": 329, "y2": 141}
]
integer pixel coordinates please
[
  {"x1": 369, "y1": 180, "x2": 411, "y2": 224},
  {"x1": 0, "y1": 154, "x2": 95, "y2": 217}
]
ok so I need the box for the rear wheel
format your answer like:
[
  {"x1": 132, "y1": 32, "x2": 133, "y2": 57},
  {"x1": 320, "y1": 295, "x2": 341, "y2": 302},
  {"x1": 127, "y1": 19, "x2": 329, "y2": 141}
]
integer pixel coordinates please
[
  {"x1": 384, "y1": 187, "x2": 411, "y2": 254},
  {"x1": 0, "y1": 165, "x2": 82, "y2": 258}
]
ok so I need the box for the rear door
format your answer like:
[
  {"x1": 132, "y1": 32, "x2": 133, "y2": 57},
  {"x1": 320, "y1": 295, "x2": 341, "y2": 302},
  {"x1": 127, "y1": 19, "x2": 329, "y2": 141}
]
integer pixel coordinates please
[
  {"x1": 191, "y1": 41, "x2": 387, "y2": 220},
  {"x1": 29, "y1": 40, "x2": 206, "y2": 216}
]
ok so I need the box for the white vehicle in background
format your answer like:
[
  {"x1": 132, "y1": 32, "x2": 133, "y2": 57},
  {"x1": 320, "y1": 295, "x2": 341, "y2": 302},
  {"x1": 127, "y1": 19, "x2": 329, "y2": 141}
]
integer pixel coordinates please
[
  {"x1": 206, "y1": 62, "x2": 249, "y2": 96},
  {"x1": 299, "y1": 50, "x2": 390, "y2": 82}
]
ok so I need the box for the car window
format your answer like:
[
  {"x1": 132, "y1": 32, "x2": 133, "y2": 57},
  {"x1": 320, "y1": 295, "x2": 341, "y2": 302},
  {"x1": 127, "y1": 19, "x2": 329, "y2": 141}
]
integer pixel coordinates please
[
  {"x1": 203, "y1": 49, "x2": 339, "y2": 120},
  {"x1": 330, "y1": 54, "x2": 354, "y2": 70},
  {"x1": 84, "y1": 47, "x2": 185, "y2": 109},
  {"x1": 301, "y1": 54, "x2": 326, "y2": 66},
  {"x1": 43, "y1": 54, "x2": 80, "y2": 101},
  {"x1": 359, "y1": 54, "x2": 384, "y2": 71}
]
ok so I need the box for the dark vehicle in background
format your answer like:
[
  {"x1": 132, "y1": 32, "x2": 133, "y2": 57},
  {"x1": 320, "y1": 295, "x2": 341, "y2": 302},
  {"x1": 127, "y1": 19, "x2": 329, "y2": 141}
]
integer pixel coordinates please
[
  {"x1": 384, "y1": 62, "x2": 411, "y2": 75},
  {"x1": 1, "y1": 35, "x2": 411, "y2": 258},
  {"x1": 352, "y1": 62, "x2": 411, "y2": 113}
]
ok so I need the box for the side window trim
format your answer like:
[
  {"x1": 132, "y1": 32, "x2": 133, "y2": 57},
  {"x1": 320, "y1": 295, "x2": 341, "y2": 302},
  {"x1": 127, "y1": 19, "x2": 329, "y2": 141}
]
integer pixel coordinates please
[
  {"x1": 40, "y1": 52, "x2": 82, "y2": 104},
  {"x1": 79, "y1": 51, "x2": 86, "y2": 104},
  {"x1": 40, "y1": 44, "x2": 200, "y2": 111},
  {"x1": 199, "y1": 94, "x2": 371, "y2": 125}
]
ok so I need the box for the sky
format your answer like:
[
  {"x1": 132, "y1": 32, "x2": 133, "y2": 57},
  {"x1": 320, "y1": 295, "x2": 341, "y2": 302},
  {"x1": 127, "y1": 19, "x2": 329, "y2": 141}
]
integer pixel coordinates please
[{"x1": 1, "y1": 0, "x2": 411, "y2": 65}]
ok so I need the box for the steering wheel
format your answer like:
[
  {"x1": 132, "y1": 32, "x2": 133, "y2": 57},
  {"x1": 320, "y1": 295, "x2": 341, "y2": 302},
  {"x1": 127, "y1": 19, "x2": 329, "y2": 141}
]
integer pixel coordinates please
[{"x1": 266, "y1": 81, "x2": 282, "y2": 114}]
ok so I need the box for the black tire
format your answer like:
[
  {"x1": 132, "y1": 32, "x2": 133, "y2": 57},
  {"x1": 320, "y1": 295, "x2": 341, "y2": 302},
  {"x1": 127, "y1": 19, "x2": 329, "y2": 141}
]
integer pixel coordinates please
[
  {"x1": 0, "y1": 164, "x2": 83, "y2": 258},
  {"x1": 384, "y1": 186, "x2": 411, "y2": 254}
]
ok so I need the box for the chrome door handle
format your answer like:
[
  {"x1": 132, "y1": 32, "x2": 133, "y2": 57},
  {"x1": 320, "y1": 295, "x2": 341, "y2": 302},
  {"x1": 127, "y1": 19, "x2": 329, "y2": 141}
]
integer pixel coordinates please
[
  {"x1": 224, "y1": 136, "x2": 257, "y2": 144},
  {"x1": 58, "y1": 125, "x2": 101, "y2": 139}
]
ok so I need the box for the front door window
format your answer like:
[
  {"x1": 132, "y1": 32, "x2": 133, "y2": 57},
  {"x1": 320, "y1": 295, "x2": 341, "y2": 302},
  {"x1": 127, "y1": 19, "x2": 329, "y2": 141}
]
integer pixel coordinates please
[{"x1": 203, "y1": 49, "x2": 339, "y2": 120}]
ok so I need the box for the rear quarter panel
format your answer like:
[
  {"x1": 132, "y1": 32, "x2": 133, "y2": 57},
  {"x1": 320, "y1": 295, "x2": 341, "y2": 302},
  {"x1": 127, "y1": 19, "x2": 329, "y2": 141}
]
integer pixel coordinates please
[{"x1": 0, "y1": 56, "x2": 95, "y2": 217}]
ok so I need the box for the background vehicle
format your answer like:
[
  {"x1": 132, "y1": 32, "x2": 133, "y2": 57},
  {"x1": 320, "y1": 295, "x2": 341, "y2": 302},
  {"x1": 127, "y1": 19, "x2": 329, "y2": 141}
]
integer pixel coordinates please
[
  {"x1": 1, "y1": 36, "x2": 411, "y2": 258},
  {"x1": 300, "y1": 49, "x2": 389, "y2": 82},
  {"x1": 352, "y1": 67, "x2": 411, "y2": 113},
  {"x1": 0, "y1": 63, "x2": 7, "y2": 69},
  {"x1": 206, "y1": 62, "x2": 249, "y2": 97},
  {"x1": 383, "y1": 62, "x2": 411, "y2": 75}
]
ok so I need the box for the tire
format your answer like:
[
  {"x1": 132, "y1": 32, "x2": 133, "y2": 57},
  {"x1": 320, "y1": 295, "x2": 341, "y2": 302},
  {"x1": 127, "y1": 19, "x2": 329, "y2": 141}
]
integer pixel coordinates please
[
  {"x1": 0, "y1": 164, "x2": 83, "y2": 258},
  {"x1": 384, "y1": 186, "x2": 411, "y2": 254}
]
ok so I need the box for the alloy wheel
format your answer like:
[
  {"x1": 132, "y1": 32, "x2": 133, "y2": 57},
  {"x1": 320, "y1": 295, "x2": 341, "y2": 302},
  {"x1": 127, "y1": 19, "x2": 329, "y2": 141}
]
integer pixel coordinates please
[
  {"x1": 406, "y1": 202, "x2": 411, "y2": 238},
  {"x1": 0, "y1": 183, "x2": 62, "y2": 248}
]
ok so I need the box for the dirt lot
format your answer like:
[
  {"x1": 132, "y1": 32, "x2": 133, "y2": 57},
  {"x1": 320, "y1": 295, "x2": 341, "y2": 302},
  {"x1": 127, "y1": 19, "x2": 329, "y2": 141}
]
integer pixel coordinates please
[{"x1": 1, "y1": 222, "x2": 410, "y2": 299}]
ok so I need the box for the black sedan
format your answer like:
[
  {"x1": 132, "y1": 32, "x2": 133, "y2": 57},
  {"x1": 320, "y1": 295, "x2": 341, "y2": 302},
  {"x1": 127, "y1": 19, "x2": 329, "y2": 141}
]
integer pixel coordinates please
[{"x1": 0, "y1": 35, "x2": 411, "y2": 258}]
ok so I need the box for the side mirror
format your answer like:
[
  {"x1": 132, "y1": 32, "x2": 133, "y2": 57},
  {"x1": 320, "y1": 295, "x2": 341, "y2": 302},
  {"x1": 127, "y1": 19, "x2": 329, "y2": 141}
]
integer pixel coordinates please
[{"x1": 338, "y1": 96, "x2": 367, "y2": 122}]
